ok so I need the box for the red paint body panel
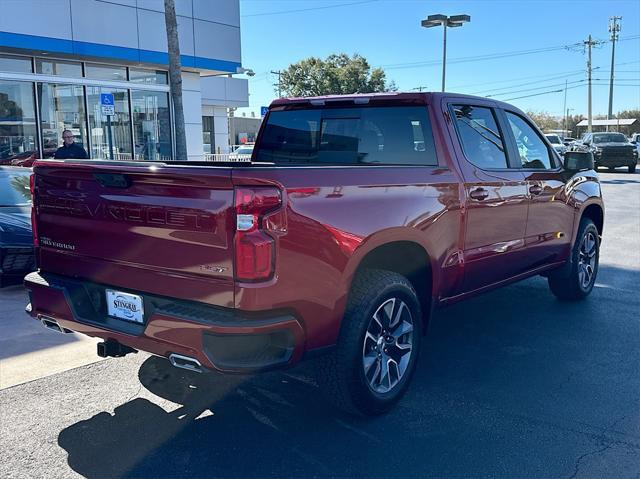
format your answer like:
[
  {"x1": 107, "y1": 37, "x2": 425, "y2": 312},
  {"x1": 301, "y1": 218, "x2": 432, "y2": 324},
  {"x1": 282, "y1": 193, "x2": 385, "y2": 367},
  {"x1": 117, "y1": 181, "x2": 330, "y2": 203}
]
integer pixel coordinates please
[{"x1": 25, "y1": 92, "x2": 604, "y2": 371}]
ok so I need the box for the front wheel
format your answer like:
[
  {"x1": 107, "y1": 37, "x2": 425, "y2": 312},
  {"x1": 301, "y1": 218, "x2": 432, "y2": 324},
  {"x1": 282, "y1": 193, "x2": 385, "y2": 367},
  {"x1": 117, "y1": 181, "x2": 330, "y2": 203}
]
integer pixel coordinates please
[
  {"x1": 315, "y1": 269, "x2": 422, "y2": 416},
  {"x1": 548, "y1": 218, "x2": 600, "y2": 300},
  {"x1": 629, "y1": 164, "x2": 636, "y2": 174}
]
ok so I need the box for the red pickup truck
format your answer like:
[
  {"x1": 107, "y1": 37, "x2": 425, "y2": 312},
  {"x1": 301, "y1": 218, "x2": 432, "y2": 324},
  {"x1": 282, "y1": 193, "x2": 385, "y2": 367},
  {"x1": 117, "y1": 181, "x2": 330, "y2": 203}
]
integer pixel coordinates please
[{"x1": 25, "y1": 93, "x2": 603, "y2": 415}]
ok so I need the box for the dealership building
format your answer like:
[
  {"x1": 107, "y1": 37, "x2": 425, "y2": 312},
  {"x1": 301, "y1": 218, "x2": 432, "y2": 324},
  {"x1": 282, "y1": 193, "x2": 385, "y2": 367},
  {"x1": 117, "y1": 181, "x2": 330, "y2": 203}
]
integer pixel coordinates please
[{"x1": 0, "y1": 0, "x2": 249, "y2": 162}]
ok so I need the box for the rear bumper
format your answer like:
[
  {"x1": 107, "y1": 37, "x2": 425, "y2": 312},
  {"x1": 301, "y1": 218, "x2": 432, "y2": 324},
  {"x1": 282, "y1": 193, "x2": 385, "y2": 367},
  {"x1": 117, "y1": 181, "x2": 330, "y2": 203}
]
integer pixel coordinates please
[{"x1": 24, "y1": 271, "x2": 306, "y2": 373}]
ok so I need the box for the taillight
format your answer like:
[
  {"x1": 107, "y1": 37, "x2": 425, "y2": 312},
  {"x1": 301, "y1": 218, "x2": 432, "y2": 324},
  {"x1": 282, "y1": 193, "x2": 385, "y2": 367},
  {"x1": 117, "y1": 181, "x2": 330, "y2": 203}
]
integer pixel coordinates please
[
  {"x1": 234, "y1": 187, "x2": 281, "y2": 282},
  {"x1": 29, "y1": 173, "x2": 39, "y2": 249}
]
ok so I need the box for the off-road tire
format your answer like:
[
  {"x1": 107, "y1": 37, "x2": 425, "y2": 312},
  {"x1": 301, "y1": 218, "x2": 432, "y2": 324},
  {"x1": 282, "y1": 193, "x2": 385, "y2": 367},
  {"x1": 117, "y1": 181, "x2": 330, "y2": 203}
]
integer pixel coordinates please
[
  {"x1": 314, "y1": 269, "x2": 422, "y2": 416},
  {"x1": 548, "y1": 218, "x2": 600, "y2": 301}
]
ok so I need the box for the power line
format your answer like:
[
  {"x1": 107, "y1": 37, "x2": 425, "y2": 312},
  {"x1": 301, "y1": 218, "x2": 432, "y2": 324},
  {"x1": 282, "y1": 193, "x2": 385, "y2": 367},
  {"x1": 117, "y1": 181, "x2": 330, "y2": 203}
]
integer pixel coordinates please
[
  {"x1": 502, "y1": 82, "x2": 638, "y2": 102},
  {"x1": 380, "y1": 34, "x2": 639, "y2": 71},
  {"x1": 487, "y1": 79, "x2": 587, "y2": 98},
  {"x1": 472, "y1": 71, "x2": 586, "y2": 95},
  {"x1": 241, "y1": 0, "x2": 378, "y2": 18}
]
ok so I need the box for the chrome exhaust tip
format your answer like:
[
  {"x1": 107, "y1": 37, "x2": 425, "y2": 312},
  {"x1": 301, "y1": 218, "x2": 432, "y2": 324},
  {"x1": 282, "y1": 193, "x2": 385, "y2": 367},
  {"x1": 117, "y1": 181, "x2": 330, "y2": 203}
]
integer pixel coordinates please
[
  {"x1": 169, "y1": 353, "x2": 203, "y2": 373},
  {"x1": 40, "y1": 315, "x2": 70, "y2": 334}
]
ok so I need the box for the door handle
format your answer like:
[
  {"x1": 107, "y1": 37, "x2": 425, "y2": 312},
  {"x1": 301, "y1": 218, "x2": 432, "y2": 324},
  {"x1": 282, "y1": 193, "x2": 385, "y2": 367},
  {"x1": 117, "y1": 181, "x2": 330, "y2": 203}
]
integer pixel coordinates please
[
  {"x1": 529, "y1": 185, "x2": 543, "y2": 196},
  {"x1": 469, "y1": 187, "x2": 489, "y2": 201}
]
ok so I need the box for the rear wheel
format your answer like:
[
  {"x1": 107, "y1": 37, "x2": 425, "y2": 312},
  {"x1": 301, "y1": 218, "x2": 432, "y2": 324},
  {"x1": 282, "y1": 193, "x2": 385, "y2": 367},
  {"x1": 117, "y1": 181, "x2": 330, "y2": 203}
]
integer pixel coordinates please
[
  {"x1": 315, "y1": 269, "x2": 422, "y2": 416},
  {"x1": 629, "y1": 164, "x2": 636, "y2": 174},
  {"x1": 548, "y1": 218, "x2": 599, "y2": 300}
]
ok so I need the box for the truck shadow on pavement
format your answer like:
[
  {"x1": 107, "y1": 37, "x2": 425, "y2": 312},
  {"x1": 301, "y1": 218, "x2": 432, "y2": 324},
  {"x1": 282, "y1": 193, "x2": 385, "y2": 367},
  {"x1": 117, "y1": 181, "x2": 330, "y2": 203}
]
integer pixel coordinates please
[{"x1": 57, "y1": 268, "x2": 640, "y2": 479}]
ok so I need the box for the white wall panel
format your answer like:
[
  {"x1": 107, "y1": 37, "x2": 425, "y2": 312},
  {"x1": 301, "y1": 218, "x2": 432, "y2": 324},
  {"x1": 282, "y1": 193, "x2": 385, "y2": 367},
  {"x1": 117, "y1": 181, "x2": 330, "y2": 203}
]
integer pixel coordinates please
[
  {"x1": 182, "y1": 90, "x2": 203, "y2": 124},
  {"x1": 194, "y1": 20, "x2": 240, "y2": 63},
  {"x1": 214, "y1": 133, "x2": 229, "y2": 153},
  {"x1": 137, "y1": 0, "x2": 193, "y2": 17},
  {"x1": 98, "y1": 0, "x2": 136, "y2": 7},
  {"x1": 136, "y1": 9, "x2": 167, "y2": 53},
  {"x1": 177, "y1": 16, "x2": 195, "y2": 57},
  {"x1": 226, "y1": 77, "x2": 248, "y2": 103},
  {"x1": 181, "y1": 71, "x2": 201, "y2": 92},
  {"x1": 193, "y1": 0, "x2": 240, "y2": 27},
  {"x1": 70, "y1": 0, "x2": 138, "y2": 49},
  {"x1": 200, "y1": 76, "x2": 248, "y2": 107},
  {"x1": 0, "y1": 0, "x2": 73, "y2": 40},
  {"x1": 185, "y1": 122, "x2": 204, "y2": 159}
]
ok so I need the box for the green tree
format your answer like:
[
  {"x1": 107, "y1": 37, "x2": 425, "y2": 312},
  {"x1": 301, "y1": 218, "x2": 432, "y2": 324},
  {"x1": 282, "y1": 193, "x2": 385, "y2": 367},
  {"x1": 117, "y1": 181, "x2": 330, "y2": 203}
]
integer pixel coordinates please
[
  {"x1": 525, "y1": 110, "x2": 562, "y2": 132},
  {"x1": 279, "y1": 53, "x2": 395, "y2": 97}
]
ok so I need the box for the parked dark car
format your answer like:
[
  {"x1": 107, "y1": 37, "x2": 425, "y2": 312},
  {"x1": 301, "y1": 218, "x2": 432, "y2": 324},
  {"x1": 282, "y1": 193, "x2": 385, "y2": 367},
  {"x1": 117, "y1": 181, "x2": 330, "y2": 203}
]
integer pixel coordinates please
[
  {"x1": 0, "y1": 167, "x2": 35, "y2": 287},
  {"x1": 574, "y1": 132, "x2": 638, "y2": 173}
]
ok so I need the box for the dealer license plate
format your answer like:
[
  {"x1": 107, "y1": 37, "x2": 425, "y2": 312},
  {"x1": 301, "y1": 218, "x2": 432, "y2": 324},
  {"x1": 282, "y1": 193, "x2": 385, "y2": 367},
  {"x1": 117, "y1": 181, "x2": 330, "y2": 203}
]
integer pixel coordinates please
[{"x1": 106, "y1": 290, "x2": 144, "y2": 324}]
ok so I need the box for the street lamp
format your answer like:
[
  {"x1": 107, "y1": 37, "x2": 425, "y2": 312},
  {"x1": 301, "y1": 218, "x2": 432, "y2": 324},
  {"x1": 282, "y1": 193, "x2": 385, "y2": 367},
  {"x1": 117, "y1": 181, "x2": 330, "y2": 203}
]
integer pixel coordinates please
[{"x1": 421, "y1": 14, "x2": 470, "y2": 92}]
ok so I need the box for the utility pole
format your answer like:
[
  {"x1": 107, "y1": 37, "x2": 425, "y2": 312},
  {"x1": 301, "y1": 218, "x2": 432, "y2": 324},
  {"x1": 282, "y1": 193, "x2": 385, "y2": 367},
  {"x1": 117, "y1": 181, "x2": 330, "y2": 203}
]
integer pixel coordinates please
[
  {"x1": 607, "y1": 16, "x2": 622, "y2": 129},
  {"x1": 271, "y1": 70, "x2": 283, "y2": 98},
  {"x1": 582, "y1": 35, "x2": 604, "y2": 133},
  {"x1": 566, "y1": 36, "x2": 604, "y2": 134},
  {"x1": 562, "y1": 79, "x2": 568, "y2": 136},
  {"x1": 565, "y1": 108, "x2": 574, "y2": 138}
]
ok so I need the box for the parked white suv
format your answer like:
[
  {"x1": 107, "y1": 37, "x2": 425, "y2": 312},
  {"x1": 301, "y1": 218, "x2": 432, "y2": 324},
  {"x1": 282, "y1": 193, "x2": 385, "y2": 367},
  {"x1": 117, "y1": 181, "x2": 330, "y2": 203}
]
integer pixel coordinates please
[{"x1": 545, "y1": 134, "x2": 567, "y2": 156}]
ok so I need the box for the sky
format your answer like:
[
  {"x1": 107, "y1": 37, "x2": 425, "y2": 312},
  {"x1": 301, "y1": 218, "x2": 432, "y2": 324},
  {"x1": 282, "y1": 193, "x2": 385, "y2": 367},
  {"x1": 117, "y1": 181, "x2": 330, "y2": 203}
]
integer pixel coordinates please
[{"x1": 235, "y1": 0, "x2": 640, "y2": 119}]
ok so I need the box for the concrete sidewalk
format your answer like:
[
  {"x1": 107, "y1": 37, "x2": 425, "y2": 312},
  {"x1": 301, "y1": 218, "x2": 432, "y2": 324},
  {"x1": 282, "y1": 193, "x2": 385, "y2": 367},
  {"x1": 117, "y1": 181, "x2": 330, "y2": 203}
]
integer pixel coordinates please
[{"x1": 0, "y1": 285, "x2": 104, "y2": 389}]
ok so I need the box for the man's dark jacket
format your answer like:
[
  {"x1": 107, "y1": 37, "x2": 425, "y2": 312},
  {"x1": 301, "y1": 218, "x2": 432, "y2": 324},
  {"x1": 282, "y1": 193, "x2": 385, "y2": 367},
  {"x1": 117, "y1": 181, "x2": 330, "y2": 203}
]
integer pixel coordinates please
[{"x1": 54, "y1": 143, "x2": 88, "y2": 159}]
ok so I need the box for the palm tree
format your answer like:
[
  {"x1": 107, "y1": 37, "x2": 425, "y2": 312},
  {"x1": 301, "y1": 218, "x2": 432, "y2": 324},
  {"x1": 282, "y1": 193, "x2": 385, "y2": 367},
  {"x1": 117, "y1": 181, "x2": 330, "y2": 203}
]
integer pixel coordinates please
[{"x1": 164, "y1": 0, "x2": 188, "y2": 160}]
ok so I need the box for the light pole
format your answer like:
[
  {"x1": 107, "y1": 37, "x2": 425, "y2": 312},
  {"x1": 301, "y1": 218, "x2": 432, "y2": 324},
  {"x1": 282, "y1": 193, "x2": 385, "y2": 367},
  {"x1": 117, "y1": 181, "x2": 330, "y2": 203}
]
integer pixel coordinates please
[
  {"x1": 565, "y1": 108, "x2": 575, "y2": 138},
  {"x1": 421, "y1": 14, "x2": 470, "y2": 92}
]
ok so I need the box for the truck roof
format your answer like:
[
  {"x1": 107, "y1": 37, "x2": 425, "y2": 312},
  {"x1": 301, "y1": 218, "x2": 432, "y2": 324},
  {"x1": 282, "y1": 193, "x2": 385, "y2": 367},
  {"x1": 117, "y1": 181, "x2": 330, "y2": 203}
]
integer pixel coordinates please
[{"x1": 269, "y1": 91, "x2": 519, "y2": 111}]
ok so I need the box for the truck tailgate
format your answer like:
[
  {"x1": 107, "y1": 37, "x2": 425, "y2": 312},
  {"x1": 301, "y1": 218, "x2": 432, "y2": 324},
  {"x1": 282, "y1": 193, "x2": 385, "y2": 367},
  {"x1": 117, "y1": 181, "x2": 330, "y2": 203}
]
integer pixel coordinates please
[{"x1": 33, "y1": 161, "x2": 236, "y2": 307}]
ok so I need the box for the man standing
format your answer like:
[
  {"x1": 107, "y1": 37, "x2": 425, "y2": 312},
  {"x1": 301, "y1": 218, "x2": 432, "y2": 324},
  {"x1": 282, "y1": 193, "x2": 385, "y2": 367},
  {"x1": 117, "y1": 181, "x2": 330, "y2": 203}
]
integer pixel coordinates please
[{"x1": 54, "y1": 130, "x2": 88, "y2": 159}]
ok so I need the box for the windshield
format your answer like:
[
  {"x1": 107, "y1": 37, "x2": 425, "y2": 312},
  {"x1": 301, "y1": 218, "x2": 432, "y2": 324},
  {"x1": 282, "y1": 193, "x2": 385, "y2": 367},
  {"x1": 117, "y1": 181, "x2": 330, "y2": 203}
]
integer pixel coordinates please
[
  {"x1": 545, "y1": 134, "x2": 562, "y2": 144},
  {"x1": 0, "y1": 168, "x2": 32, "y2": 206},
  {"x1": 593, "y1": 133, "x2": 626, "y2": 143}
]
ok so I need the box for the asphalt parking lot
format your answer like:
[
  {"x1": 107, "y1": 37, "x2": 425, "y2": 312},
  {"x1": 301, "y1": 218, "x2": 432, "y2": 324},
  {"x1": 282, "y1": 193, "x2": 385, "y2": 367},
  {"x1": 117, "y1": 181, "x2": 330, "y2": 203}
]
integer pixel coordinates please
[{"x1": 1, "y1": 171, "x2": 638, "y2": 479}]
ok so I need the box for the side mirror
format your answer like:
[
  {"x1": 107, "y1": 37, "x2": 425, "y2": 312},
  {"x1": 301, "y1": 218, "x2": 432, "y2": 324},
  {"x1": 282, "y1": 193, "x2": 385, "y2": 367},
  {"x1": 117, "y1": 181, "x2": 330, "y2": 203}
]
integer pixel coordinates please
[{"x1": 563, "y1": 151, "x2": 594, "y2": 172}]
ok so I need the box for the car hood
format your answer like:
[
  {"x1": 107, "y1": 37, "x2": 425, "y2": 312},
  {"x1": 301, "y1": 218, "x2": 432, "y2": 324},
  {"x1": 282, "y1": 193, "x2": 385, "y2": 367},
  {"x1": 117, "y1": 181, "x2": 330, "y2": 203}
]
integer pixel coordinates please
[{"x1": 0, "y1": 208, "x2": 33, "y2": 245}]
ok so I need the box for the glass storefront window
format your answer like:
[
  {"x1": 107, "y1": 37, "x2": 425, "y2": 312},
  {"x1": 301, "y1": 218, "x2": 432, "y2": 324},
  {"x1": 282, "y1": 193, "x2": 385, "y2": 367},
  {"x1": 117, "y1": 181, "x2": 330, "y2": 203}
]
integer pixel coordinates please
[
  {"x1": 132, "y1": 90, "x2": 172, "y2": 161},
  {"x1": 37, "y1": 83, "x2": 88, "y2": 159},
  {"x1": 202, "y1": 116, "x2": 215, "y2": 154},
  {"x1": 36, "y1": 59, "x2": 83, "y2": 77},
  {"x1": 0, "y1": 54, "x2": 32, "y2": 73},
  {"x1": 85, "y1": 63, "x2": 127, "y2": 81},
  {"x1": 87, "y1": 87, "x2": 132, "y2": 160},
  {"x1": 129, "y1": 69, "x2": 168, "y2": 85},
  {"x1": 0, "y1": 80, "x2": 38, "y2": 163}
]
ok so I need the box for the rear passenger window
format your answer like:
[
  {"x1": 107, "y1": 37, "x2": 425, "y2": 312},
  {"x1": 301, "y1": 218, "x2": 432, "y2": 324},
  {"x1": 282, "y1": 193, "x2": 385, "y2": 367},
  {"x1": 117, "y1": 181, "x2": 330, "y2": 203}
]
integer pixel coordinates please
[
  {"x1": 257, "y1": 106, "x2": 437, "y2": 166},
  {"x1": 505, "y1": 112, "x2": 554, "y2": 169},
  {"x1": 452, "y1": 105, "x2": 508, "y2": 169}
]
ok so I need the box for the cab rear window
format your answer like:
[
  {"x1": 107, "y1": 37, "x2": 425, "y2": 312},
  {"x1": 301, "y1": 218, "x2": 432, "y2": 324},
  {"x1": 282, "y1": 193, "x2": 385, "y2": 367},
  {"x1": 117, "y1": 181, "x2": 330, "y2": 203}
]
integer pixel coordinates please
[{"x1": 256, "y1": 106, "x2": 437, "y2": 166}]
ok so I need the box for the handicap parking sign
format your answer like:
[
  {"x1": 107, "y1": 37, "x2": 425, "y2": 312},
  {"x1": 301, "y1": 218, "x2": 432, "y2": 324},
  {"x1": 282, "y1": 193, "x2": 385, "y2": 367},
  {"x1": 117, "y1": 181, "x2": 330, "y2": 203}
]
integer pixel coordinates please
[
  {"x1": 100, "y1": 93, "x2": 114, "y2": 106},
  {"x1": 260, "y1": 106, "x2": 269, "y2": 117},
  {"x1": 100, "y1": 93, "x2": 115, "y2": 116}
]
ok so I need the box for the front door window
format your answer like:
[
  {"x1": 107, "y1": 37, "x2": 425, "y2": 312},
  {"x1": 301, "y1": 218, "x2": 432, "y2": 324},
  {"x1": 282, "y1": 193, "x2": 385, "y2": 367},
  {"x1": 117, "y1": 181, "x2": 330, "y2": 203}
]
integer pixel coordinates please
[
  {"x1": 132, "y1": 90, "x2": 172, "y2": 161},
  {"x1": 38, "y1": 83, "x2": 88, "y2": 158},
  {"x1": 0, "y1": 80, "x2": 38, "y2": 162},
  {"x1": 87, "y1": 87, "x2": 132, "y2": 160}
]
